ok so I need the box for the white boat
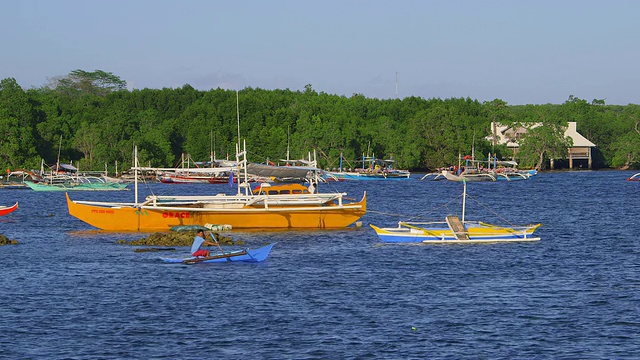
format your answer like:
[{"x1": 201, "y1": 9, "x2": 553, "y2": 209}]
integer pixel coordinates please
[
  {"x1": 441, "y1": 169, "x2": 498, "y2": 182},
  {"x1": 440, "y1": 154, "x2": 534, "y2": 182},
  {"x1": 324, "y1": 155, "x2": 411, "y2": 181},
  {"x1": 156, "y1": 154, "x2": 234, "y2": 184}
]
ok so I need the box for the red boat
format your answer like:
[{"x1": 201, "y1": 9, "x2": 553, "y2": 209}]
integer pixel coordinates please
[{"x1": 0, "y1": 202, "x2": 18, "y2": 216}]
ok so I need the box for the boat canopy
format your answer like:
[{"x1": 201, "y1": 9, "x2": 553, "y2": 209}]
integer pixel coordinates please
[
  {"x1": 58, "y1": 164, "x2": 78, "y2": 171},
  {"x1": 246, "y1": 163, "x2": 318, "y2": 180}
]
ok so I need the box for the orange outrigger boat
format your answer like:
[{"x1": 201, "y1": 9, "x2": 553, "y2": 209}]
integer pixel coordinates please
[{"x1": 66, "y1": 143, "x2": 366, "y2": 231}]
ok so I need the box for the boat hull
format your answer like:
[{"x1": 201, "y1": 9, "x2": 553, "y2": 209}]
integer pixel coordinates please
[
  {"x1": 26, "y1": 181, "x2": 128, "y2": 191},
  {"x1": 0, "y1": 202, "x2": 18, "y2": 216},
  {"x1": 159, "y1": 174, "x2": 229, "y2": 184},
  {"x1": 325, "y1": 171, "x2": 411, "y2": 181},
  {"x1": 442, "y1": 170, "x2": 532, "y2": 182},
  {"x1": 370, "y1": 223, "x2": 540, "y2": 243},
  {"x1": 66, "y1": 193, "x2": 367, "y2": 231},
  {"x1": 160, "y1": 243, "x2": 274, "y2": 263}
]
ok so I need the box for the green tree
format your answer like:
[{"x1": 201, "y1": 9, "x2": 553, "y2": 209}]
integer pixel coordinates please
[
  {"x1": 484, "y1": 98, "x2": 511, "y2": 152},
  {"x1": 52, "y1": 69, "x2": 127, "y2": 97},
  {"x1": 514, "y1": 106, "x2": 572, "y2": 170},
  {"x1": 0, "y1": 78, "x2": 40, "y2": 170},
  {"x1": 132, "y1": 109, "x2": 175, "y2": 167}
]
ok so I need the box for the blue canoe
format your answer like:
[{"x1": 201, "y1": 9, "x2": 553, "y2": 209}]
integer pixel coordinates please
[{"x1": 160, "y1": 243, "x2": 275, "y2": 264}]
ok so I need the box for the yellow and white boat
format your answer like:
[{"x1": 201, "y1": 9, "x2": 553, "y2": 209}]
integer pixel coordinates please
[
  {"x1": 370, "y1": 181, "x2": 540, "y2": 243},
  {"x1": 66, "y1": 142, "x2": 366, "y2": 231}
]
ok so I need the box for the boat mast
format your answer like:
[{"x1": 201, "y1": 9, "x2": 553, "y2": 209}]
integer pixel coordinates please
[
  {"x1": 311, "y1": 150, "x2": 319, "y2": 193},
  {"x1": 210, "y1": 130, "x2": 214, "y2": 167},
  {"x1": 236, "y1": 139, "x2": 249, "y2": 196},
  {"x1": 461, "y1": 180, "x2": 467, "y2": 222},
  {"x1": 56, "y1": 135, "x2": 62, "y2": 175},
  {"x1": 236, "y1": 90, "x2": 241, "y2": 151},
  {"x1": 285, "y1": 125, "x2": 290, "y2": 165},
  {"x1": 471, "y1": 131, "x2": 476, "y2": 163},
  {"x1": 134, "y1": 145, "x2": 139, "y2": 205},
  {"x1": 395, "y1": 71, "x2": 398, "y2": 98},
  {"x1": 235, "y1": 90, "x2": 247, "y2": 196}
]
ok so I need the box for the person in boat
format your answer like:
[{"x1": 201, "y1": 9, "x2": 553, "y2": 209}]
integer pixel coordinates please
[{"x1": 191, "y1": 229, "x2": 217, "y2": 257}]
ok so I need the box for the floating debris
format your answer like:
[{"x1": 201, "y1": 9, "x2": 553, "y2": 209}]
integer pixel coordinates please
[
  {"x1": 116, "y1": 231, "x2": 244, "y2": 248},
  {"x1": 0, "y1": 234, "x2": 18, "y2": 245}
]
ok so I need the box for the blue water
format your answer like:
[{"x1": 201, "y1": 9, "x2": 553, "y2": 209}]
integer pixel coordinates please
[{"x1": 0, "y1": 171, "x2": 638, "y2": 359}]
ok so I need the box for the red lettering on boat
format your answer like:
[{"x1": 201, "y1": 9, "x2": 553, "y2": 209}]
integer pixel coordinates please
[{"x1": 162, "y1": 212, "x2": 189, "y2": 218}]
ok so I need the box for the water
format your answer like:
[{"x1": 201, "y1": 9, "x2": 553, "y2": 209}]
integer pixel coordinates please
[{"x1": 0, "y1": 171, "x2": 638, "y2": 359}]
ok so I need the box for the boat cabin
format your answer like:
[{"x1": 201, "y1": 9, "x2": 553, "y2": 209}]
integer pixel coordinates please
[{"x1": 252, "y1": 183, "x2": 311, "y2": 195}]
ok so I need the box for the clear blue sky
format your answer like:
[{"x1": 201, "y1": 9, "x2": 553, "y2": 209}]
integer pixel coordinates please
[{"x1": 2, "y1": 0, "x2": 639, "y2": 105}]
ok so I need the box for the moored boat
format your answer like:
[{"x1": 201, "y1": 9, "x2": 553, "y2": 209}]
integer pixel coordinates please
[
  {"x1": 0, "y1": 170, "x2": 40, "y2": 189},
  {"x1": 325, "y1": 169, "x2": 411, "y2": 181},
  {"x1": 441, "y1": 169, "x2": 497, "y2": 182},
  {"x1": 66, "y1": 142, "x2": 366, "y2": 231},
  {"x1": 157, "y1": 154, "x2": 234, "y2": 184},
  {"x1": 371, "y1": 221, "x2": 540, "y2": 243},
  {"x1": 324, "y1": 155, "x2": 411, "y2": 181},
  {"x1": 370, "y1": 181, "x2": 540, "y2": 244},
  {"x1": 26, "y1": 175, "x2": 129, "y2": 191},
  {"x1": 441, "y1": 169, "x2": 532, "y2": 182},
  {"x1": 440, "y1": 154, "x2": 534, "y2": 182},
  {"x1": 0, "y1": 202, "x2": 18, "y2": 216},
  {"x1": 158, "y1": 170, "x2": 231, "y2": 184}
]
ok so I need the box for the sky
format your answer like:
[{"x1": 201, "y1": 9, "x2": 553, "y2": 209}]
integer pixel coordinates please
[{"x1": 1, "y1": 0, "x2": 639, "y2": 105}]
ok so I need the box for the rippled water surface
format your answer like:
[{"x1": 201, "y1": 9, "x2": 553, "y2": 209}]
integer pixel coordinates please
[{"x1": 0, "y1": 171, "x2": 639, "y2": 359}]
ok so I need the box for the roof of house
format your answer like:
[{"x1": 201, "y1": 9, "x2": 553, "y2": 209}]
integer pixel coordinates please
[{"x1": 565, "y1": 122, "x2": 596, "y2": 147}]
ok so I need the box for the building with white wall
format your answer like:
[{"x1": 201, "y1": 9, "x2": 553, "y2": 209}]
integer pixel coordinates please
[{"x1": 489, "y1": 122, "x2": 596, "y2": 169}]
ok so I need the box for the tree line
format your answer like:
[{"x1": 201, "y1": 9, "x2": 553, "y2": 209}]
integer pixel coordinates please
[{"x1": 1, "y1": 69, "x2": 639, "y2": 174}]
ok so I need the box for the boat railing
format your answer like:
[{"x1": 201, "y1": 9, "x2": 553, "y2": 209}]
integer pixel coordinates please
[{"x1": 145, "y1": 192, "x2": 344, "y2": 207}]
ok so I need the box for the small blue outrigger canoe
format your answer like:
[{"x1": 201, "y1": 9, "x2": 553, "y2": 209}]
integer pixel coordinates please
[{"x1": 160, "y1": 243, "x2": 275, "y2": 264}]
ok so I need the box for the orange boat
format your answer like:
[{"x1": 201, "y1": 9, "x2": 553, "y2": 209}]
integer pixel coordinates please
[
  {"x1": 66, "y1": 191, "x2": 366, "y2": 231},
  {"x1": 0, "y1": 202, "x2": 18, "y2": 216},
  {"x1": 66, "y1": 144, "x2": 366, "y2": 231}
]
